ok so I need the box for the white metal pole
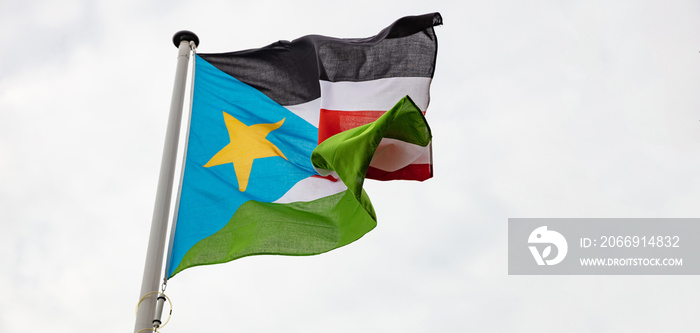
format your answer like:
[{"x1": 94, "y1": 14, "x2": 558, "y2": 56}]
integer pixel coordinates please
[{"x1": 134, "y1": 31, "x2": 199, "y2": 333}]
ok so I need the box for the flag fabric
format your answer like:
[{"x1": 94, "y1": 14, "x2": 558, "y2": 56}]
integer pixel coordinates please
[{"x1": 167, "y1": 13, "x2": 441, "y2": 278}]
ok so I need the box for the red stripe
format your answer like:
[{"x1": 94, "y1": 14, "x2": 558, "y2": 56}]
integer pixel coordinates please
[
  {"x1": 318, "y1": 108, "x2": 427, "y2": 143},
  {"x1": 318, "y1": 109, "x2": 385, "y2": 143},
  {"x1": 311, "y1": 174, "x2": 339, "y2": 182},
  {"x1": 366, "y1": 164, "x2": 432, "y2": 181}
]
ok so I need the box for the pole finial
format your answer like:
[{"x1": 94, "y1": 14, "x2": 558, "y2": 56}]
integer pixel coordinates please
[{"x1": 173, "y1": 30, "x2": 199, "y2": 48}]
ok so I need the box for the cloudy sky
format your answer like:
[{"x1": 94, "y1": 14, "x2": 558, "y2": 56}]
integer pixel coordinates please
[{"x1": 1, "y1": 0, "x2": 699, "y2": 332}]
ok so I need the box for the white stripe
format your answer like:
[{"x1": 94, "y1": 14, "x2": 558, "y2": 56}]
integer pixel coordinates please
[
  {"x1": 369, "y1": 139, "x2": 431, "y2": 172},
  {"x1": 273, "y1": 176, "x2": 346, "y2": 204},
  {"x1": 320, "y1": 77, "x2": 432, "y2": 111},
  {"x1": 312, "y1": 168, "x2": 339, "y2": 180},
  {"x1": 284, "y1": 98, "x2": 321, "y2": 128}
]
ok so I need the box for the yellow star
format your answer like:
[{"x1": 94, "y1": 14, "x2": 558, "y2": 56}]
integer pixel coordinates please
[{"x1": 203, "y1": 111, "x2": 287, "y2": 192}]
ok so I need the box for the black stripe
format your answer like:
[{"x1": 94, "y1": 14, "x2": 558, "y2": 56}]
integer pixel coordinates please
[
  {"x1": 200, "y1": 37, "x2": 319, "y2": 107},
  {"x1": 199, "y1": 13, "x2": 441, "y2": 106}
]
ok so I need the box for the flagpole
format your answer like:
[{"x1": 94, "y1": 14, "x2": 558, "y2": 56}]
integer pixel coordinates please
[{"x1": 134, "y1": 30, "x2": 199, "y2": 333}]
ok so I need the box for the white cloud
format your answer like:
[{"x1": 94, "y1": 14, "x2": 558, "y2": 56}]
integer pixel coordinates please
[
  {"x1": 31, "y1": 0, "x2": 87, "y2": 29},
  {"x1": 1, "y1": 0, "x2": 700, "y2": 332}
]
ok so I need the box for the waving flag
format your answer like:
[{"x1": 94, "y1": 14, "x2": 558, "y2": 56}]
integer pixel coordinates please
[{"x1": 167, "y1": 13, "x2": 441, "y2": 278}]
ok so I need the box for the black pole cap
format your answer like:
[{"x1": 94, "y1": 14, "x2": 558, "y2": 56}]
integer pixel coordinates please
[{"x1": 172, "y1": 30, "x2": 199, "y2": 48}]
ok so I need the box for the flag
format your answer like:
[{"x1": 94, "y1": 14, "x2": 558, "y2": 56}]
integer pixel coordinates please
[{"x1": 167, "y1": 13, "x2": 441, "y2": 278}]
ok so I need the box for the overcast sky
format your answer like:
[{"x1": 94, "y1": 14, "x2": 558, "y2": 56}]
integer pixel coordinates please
[{"x1": 1, "y1": 0, "x2": 700, "y2": 332}]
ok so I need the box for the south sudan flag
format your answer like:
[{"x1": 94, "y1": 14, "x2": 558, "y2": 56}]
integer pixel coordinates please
[{"x1": 167, "y1": 13, "x2": 441, "y2": 278}]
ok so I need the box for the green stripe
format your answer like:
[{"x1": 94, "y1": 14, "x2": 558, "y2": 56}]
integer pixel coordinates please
[
  {"x1": 170, "y1": 190, "x2": 376, "y2": 277},
  {"x1": 381, "y1": 96, "x2": 432, "y2": 146}
]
